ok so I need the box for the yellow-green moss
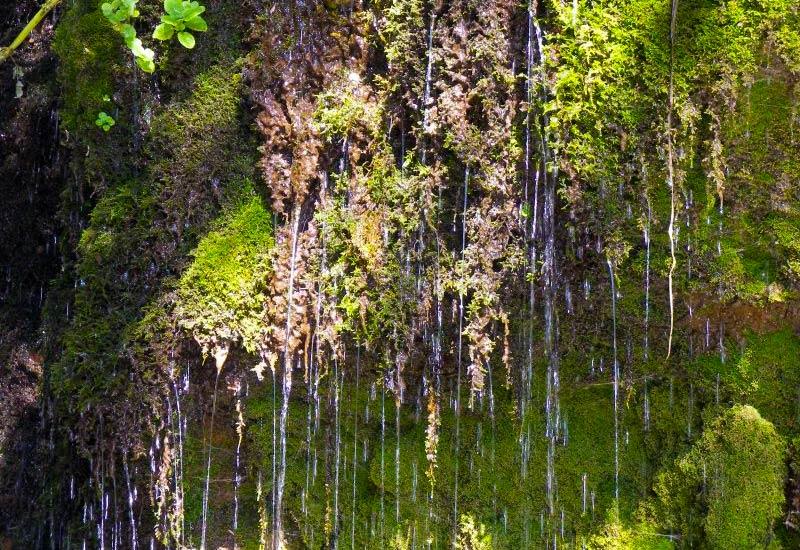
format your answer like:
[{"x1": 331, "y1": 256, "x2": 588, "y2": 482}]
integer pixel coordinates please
[
  {"x1": 176, "y1": 197, "x2": 273, "y2": 355},
  {"x1": 656, "y1": 405, "x2": 785, "y2": 548}
]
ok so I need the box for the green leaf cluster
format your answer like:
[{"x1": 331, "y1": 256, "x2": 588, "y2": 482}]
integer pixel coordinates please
[
  {"x1": 100, "y1": 0, "x2": 138, "y2": 22},
  {"x1": 153, "y1": 0, "x2": 208, "y2": 50},
  {"x1": 95, "y1": 111, "x2": 115, "y2": 131},
  {"x1": 101, "y1": 0, "x2": 155, "y2": 72}
]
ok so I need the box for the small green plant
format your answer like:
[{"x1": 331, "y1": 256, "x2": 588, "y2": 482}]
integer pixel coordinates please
[
  {"x1": 152, "y1": 0, "x2": 208, "y2": 49},
  {"x1": 455, "y1": 514, "x2": 493, "y2": 550},
  {"x1": 101, "y1": 0, "x2": 155, "y2": 72},
  {"x1": 100, "y1": 0, "x2": 138, "y2": 22},
  {"x1": 95, "y1": 111, "x2": 115, "y2": 131}
]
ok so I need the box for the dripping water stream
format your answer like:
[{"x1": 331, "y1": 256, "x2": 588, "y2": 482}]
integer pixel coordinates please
[
  {"x1": 200, "y1": 369, "x2": 220, "y2": 550},
  {"x1": 274, "y1": 207, "x2": 302, "y2": 550},
  {"x1": 351, "y1": 345, "x2": 360, "y2": 549},
  {"x1": 607, "y1": 259, "x2": 620, "y2": 502},
  {"x1": 666, "y1": 0, "x2": 679, "y2": 359},
  {"x1": 452, "y1": 166, "x2": 469, "y2": 545}
]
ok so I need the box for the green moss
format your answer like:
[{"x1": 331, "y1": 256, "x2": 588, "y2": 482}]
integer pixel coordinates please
[
  {"x1": 546, "y1": 0, "x2": 800, "y2": 320},
  {"x1": 709, "y1": 76, "x2": 800, "y2": 301},
  {"x1": 147, "y1": 63, "x2": 257, "y2": 233},
  {"x1": 52, "y1": 55, "x2": 259, "y2": 456},
  {"x1": 692, "y1": 330, "x2": 800, "y2": 433},
  {"x1": 232, "y1": 363, "x2": 673, "y2": 548},
  {"x1": 655, "y1": 405, "x2": 785, "y2": 548},
  {"x1": 583, "y1": 506, "x2": 673, "y2": 549},
  {"x1": 314, "y1": 73, "x2": 383, "y2": 140},
  {"x1": 36, "y1": 0, "x2": 800, "y2": 546},
  {"x1": 177, "y1": 197, "x2": 273, "y2": 355},
  {"x1": 52, "y1": 2, "x2": 120, "y2": 133}
]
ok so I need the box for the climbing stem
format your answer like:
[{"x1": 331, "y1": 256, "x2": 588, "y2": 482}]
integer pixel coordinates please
[
  {"x1": 0, "y1": 0, "x2": 62, "y2": 65},
  {"x1": 666, "y1": 0, "x2": 678, "y2": 360}
]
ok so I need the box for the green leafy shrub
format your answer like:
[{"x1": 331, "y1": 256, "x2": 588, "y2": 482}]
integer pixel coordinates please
[
  {"x1": 153, "y1": 0, "x2": 208, "y2": 49},
  {"x1": 455, "y1": 514, "x2": 493, "y2": 550},
  {"x1": 101, "y1": 0, "x2": 155, "y2": 72}
]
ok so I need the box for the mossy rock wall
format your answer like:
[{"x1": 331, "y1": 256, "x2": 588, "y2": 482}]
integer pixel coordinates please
[{"x1": 1, "y1": 0, "x2": 800, "y2": 548}]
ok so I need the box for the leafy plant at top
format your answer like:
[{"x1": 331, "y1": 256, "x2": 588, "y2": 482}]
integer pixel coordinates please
[
  {"x1": 95, "y1": 111, "x2": 115, "y2": 131},
  {"x1": 101, "y1": 0, "x2": 155, "y2": 72},
  {"x1": 100, "y1": 0, "x2": 138, "y2": 23},
  {"x1": 152, "y1": 0, "x2": 208, "y2": 50}
]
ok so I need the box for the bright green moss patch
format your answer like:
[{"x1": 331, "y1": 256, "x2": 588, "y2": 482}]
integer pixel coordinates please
[
  {"x1": 147, "y1": 63, "x2": 257, "y2": 234},
  {"x1": 582, "y1": 506, "x2": 673, "y2": 550},
  {"x1": 51, "y1": 52, "x2": 260, "y2": 463},
  {"x1": 693, "y1": 330, "x2": 800, "y2": 433},
  {"x1": 656, "y1": 405, "x2": 785, "y2": 548},
  {"x1": 712, "y1": 76, "x2": 800, "y2": 301},
  {"x1": 177, "y1": 197, "x2": 273, "y2": 355}
]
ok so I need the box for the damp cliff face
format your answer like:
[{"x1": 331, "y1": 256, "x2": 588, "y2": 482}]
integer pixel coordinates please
[
  {"x1": 1, "y1": 0, "x2": 800, "y2": 548},
  {"x1": 0, "y1": 0, "x2": 63, "y2": 537}
]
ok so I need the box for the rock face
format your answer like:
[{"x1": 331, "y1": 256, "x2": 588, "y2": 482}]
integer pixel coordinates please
[
  {"x1": 0, "y1": 339, "x2": 42, "y2": 533},
  {"x1": 1, "y1": 0, "x2": 800, "y2": 548},
  {"x1": 0, "y1": 0, "x2": 63, "y2": 541},
  {"x1": 0, "y1": 0, "x2": 63, "y2": 332}
]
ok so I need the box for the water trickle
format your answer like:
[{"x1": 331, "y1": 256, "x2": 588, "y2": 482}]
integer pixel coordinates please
[
  {"x1": 200, "y1": 369, "x2": 220, "y2": 550},
  {"x1": 581, "y1": 473, "x2": 587, "y2": 515},
  {"x1": 521, "y1": 1, "x2": 542, "y2": 470},
  {"x1": 565, "y1": 284, "x2": 573, "y2": 315},
  {"x1": 411, "y1": 459, "x2": 418, "y2": 504},
  {"x1": 687, "y1": 383, "x2": 694, "y2": 438},
  {"x1": 395, "y1": 392, "x2": 401, "y2": 525},
  {"x1": 453, "y1": 166, "x2": 469, "y2": 543},
  {"x1": 233, "y1": 381, "x2": 245, "y2": 532},
  {"x1": 274, "y1": 207, "x2": 302, "y2": 550},
  {"x1": 531, "y1": 3, "x2": 562, "y2": 526},
  {"x1": 271, "y1": 366, "x2": 277, "y2": 540},
  {"x1": 351, "y1": 346, "x2": 360, "y2": 550},
  {"x1": 304, "y1": 356, "x2": 314, "y2": 522},
  {"x1": 607, "y1": 258, "x2": 620, "y2": 502},
  {"x1": 380, "y1": 385, "x2": 386, "y2": 544},
  {"x1": 123, "y1": 457, "x2": 137, "y2": 550},
  {"x1": 417, "y1": 13, "x2": 436, "y2": 160},
  {"x1": 666, "y1": 0, "x2": 680, "y2": 359},
  {"x1": 644, "y1": 197, "x2": 652, "y2": 360},
  {"x1": 643, "y1": 378, "x2": 651, "y2": 432},
  {"x1": 333, "y1": 358, "x2": 342, "y2": 548}
]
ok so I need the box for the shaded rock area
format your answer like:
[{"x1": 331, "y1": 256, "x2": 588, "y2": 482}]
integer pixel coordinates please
[{"x1": 0, "y1": 0, "x2": 64, "y2": 543}]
